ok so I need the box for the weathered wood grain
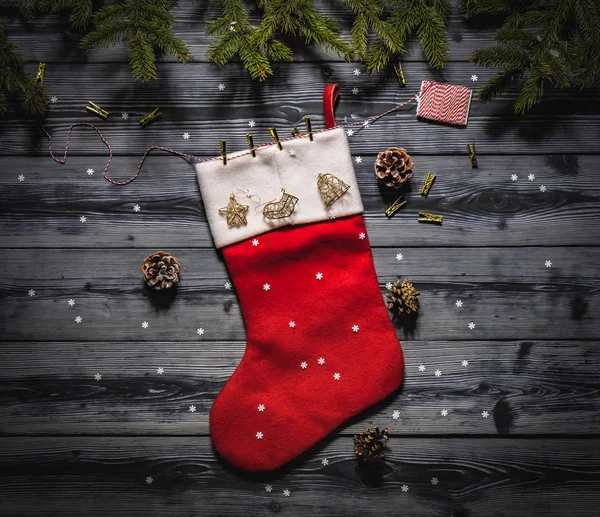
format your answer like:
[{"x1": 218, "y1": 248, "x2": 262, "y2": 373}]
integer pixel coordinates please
[
  {"x1": 1, "y1": 0, "x2": 496, "y2": 63},
  {"x1": 0, "y1": 248, "x2": 597, "y2": 342},
  {"x1": 1, "y1": 436, "x2": 599, "y2": 517},
  {"x1": 2, "y1": 154, "x2": 599, "y2": 248},
  {"x1": 1, "y1": 340, "x2": 598, "y2": 436},
  {"x1": 1, "y1": 62, "x2": 599, "y2": 155}
]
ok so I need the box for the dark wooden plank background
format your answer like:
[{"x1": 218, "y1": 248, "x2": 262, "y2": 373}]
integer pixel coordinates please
[{"x1": 1, "y1": 1, "x2": 599, "y2": 515}]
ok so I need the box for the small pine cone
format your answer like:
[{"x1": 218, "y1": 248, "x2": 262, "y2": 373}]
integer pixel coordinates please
[
  {"x1": 142, "y1": 251, "x2": 181, "y2": 290},
  {"x1": 374, "y1": 147, "x2": 413, "y2": 188},
  {"x1": 353, "y1": 426, "x2": 389, "y2": 463},
  {"x1": 387, "y1": 279, "x2": 420, "y2": 315}
]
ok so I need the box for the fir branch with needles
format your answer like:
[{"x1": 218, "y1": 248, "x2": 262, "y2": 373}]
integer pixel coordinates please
[{"x1": 461, "y1": 0, "x2": 600, "y2": 114}]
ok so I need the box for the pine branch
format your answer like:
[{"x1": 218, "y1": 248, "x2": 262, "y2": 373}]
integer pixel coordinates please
[
  {"x1": 36, "y1": 0, "x2": 95, "y2": 29},
  {"x1": 477, "y1": 68, "x2": 524, "y2": 102},
  {"x1": 81, "y1": 0, "x2": 191, "y2": 83},
  {"x1": 513, "y1": 70, "x2": 544, "y2": 114},
  {"x1": 416, "y1": 2, "x2": 450, "y2": 68}
]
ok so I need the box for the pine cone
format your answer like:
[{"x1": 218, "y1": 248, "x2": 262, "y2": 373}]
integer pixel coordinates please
[
  {"x1": 387, "y1": 279, "x2": 420, "y2": 315},
  {"x1": 353, "y1": 426, "x2": 389, "y2": 463},
  {"x1": 375, "y1": 147, "x2": 413, "y2": 188},
  {"x1": 142, "y1": 251, "x2": 181, "y2": 290}
]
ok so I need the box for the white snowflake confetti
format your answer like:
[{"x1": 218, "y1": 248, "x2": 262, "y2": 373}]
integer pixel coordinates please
[
  {"x1": 94, "y1": 373, "x2": 101, "y2": 381},
  {"x1": 346, "y1": 129, "x2": 354, "y2": 136},
  {"x1": 352, "y1": 87, "x2": 359, "y2": 95},
  {"x1": 197, "y1": 328, "x2": 205, "y2": 336},
  {"x1": 121, "y1": 113, "x2": 129, "y2": 120},
  {"x1": 353, "y1": 68, "x2": 361, "y2": 76},
  {"x1": 79, "y1": 216, "x2": 87, "y2": 223},
  {"x1": 288, "y1": 149, "x2": 296, "y2": 157},
  {"x1": 189, "y1": 405, "x2": 196, "y2": 413},
  {"x1": 455, "y1": 300, "x2": 463, "y2": 308},
  {"x1": 258, "y1": 404, "x2": 265, "y2": 412},
  {"x1": 359, "y1": 232, "x2": 366, "y2": 240},
  {"x1": 75, "y1": 316, "x2": 82, "y2": 323},
  {"x1": 248, "y1": 120, "x2": 256, "y2": 128},
  {"x1": 301, "y1": 361, "x2": 308, "y2": 370},
  {"x1": 229, "y1": 21, "x2": 236, "y2": 31},
  {"x1": 87, "y1": 168, "x2": 94, "y2": 176},
  {"x1": 316, "y1": 272, "x2": 323, "y2": 280},
  {"x1": 50, "y1": 96, "x2": 58, "y2": 103},
  {"x1": 441, "y1": 409, "x2": 449, "y2": 416},
  {"x1": 431, "y1": 477, "x2": 439, "y2": 485},
  {"x1": 142, "y1": 321, "x2": 149, "y2": 328},
  {"x1": 68, "y1": 299, "x2": 75, "y2": 306},
  {"x1": 392, "y1": 410, "x2": 400, "y2": 420},
  {"x1": 133, "y1": 205, "x2": 141, "y2": 212},
  {"x1": 528, "y1": 174, "x2": 535, "y2": 181},
  {"x1": 468, "y1": 322, "x2": 476, "y2": 330},
  {"x1": 256, "y1": 431, "x2": 263, "y2": 439},
  {"x1": 418, "y1": 365, "x2": 426, "y2": 372},
  {"x1": 540, "y1": 185, "x2": 547, "y2": 192},
  {"x1": 333, "y1": 372, "x2": 341, "y2": 381},
  {"x1": 146, "y1": 476, "x2": 153, "y2": 484},
  {"x1": 550, "y1": 49, "x2": 560, "y2": 57},
  {"x1": 401, "y1": 485, "x2": 409, "y2": 492},
  {"x1": 435, "y1": 369, "x2": 442, "y2": 377},
  {"x1": 28, "y1": 289, "x2": 35, "y2": 297},
  {"x1": 396, "y1": 253, "x2": 403, "y2": 261},
  {"x1": 224, "y1": 282, "x2": 232, "y2": 290},
  {"x1": 362, "y1": 121, "x2": 370, "y2": 128},
  {"x1": 461, "y1": 360, "x2": 469, "y2": 367},
  {"x1": 386, "y1": 282, "x2": 393, "y2": 290},
  {"x1": 18, "y1": 174, "x2": 25, "y2": 182},
  {"x1": 252, "y1": 239, "x2": 259, "y2": 247},
  {"x1": 263, "y1": 283, "x2": 271, "y2": 291},
  {"x1": 265, "y1": 485, "x2": 273, "y2": 492},
  {"x1": 183, "y1": 132, "x2": 190, "y2": 140},
  {"x1": 289, "y1": 321, "x2": 296, "y2": 328},
  {"x1": 157, "y1": 367, "x2": 164, "y2": 374},
  {"x1": 283, "y1": 489, "x2": 291, "y2": 497},
  {"x1": 545, "y1": 260, "x2": 552, "y2": 268},
  {"x1": 355, "y1": 156, "x2": 362, "y2": 164},
  {"x1": 511, "y1": 174, "x2": 518, "y2": 182},
  {"x1": 471, "y1": 75, "x2": 478, "y2": 81},
  {"x1": 318, "y1": 357, "x2": 325, "y2": 365},
  {"x1": 482, "y1": 411, "x2": 489, "y2": 418},
  {"x1": 352, "y1": 324, "x2": 359, "y2": 333},
  {"x1": 218, "y1": 83, "x2": 225, "y2": 91},
  {"x1": 321, "y1": 458, "x2": 329, "y2": 466}
]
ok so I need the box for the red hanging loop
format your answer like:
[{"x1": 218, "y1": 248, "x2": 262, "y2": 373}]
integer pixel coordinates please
[{"x1": 323, "y1": 83, "x2": 339, "y2": 129}]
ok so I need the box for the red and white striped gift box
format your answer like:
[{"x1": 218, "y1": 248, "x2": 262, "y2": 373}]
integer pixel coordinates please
[{"x1": 416, "y1": 80, "x2": 473, "y2": 126}]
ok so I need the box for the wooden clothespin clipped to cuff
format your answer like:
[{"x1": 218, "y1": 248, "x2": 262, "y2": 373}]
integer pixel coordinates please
[
  {"x1": 246, "y1": 134, "x2": 256, "y2": 157},
  {"x1": 269, "y1": 127, "x2": 283, "y2": 150},
  {"x1": 36, "y1": 63, "x2": 46, "y2": 85},
  {"x1": 467, "y1": 142, "x2": 478, "y2": 169},
  {"x1": 220, "y1": 140, "x2": 227, "y2": 165},
  {"x1": 385, "y1": 196, "x2": 407, "y2": 218},
  {"x1": 86, "y1": 101, "x2": 109, "y2": 120},
  {"x1": 140, "y1": 108, "x2": 162, "y2": 128},
  {"x1": 304, "y1": 116, "x2": 313, "y2": 141},
  {"x1": 393, "y1": 63, "x2": 406, "y2": 87},
  {"x1": 418, "y1": 212, "x2": 443, "y2": 224},
  {"x1": 420, "y1": 171, "x2": 436, "y2": 197}
]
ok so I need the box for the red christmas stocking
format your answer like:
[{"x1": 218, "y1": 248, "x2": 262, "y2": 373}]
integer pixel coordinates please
[{"x1": 195, "y1": 84, "x2": 404, "y2": 471}]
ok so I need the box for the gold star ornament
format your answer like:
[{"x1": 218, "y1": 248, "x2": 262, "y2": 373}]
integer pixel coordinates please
[{"x1": 219, "y1": 194, "x2": 249, "y2": 228}]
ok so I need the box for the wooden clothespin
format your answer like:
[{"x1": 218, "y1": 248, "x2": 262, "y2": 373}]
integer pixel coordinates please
[
  {"x1": 139, "y1": 108, "x2": 162, "y2": 128},
  {"x1": 220, "y1": 140, "x2": 227, "y2": 165},
  {"x1": 467, "y1": 142, "x2": 478, "y2": 169},
  {"x1": 393, "y1": 63, "x2": 406, "y2": 87},
  {"x1": 418, "y1": 212, "x2": 443, "y2": 224},
  {"x1": 385, "y1": 196, "x2": 407, "y2": 218},
  {"x1": 420, "y1": 171, "x2": 436, "y2": 197},
  {"x1": 269, "y1": 127, "x2": 283, "y2": 150},
  {"x1": 291, "y1": 127, "x2": 302, "y2": 138},
  {"x1": 36, "y1": 63, "x2": 46, "y2": 85},
  {"x1": 246, "y1": 133, "x2": 256, "y2": 157},
  {"x1": 86, "y1": 101, "x2": 109, "y2": 120},
  {"x1": 304, "y1": 116, "x2": 313, "y2": 141}
]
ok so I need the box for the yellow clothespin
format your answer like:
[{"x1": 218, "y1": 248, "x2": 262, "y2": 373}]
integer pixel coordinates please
[
  {"x1": 86, "y1": 101, "x2": 109, "y2": 120},
  {"x1": 139, "y1": 108, "x2": 162, "y2": 128},
  {"x1": 269, "y1": 127, "x2": 283, "y2": 150},
  {"x1": 418, "y1": 212, "x2": 443, "y2": 224},
  {"x1": 304, "y1": 116, "x2": 313, "y2": 141},
  {"x1": 220, "y1": 140, "x2": 227, "y2": 165},
  {"x1": 467, "y1": 142, "x2": 478, "y2": 169},
  {"x1": 246, "y1": 133, "x2": 256, "y2": 158},
  {"x1": 385, "y1": 196, "x2": 407, "y2": 218},
  {"x1": 36, "y1": 63, "x2": 46, "y2": 85},
  {"x1": 291, "y1": 127, "x2": 302, "y2": 138},
  {"x1": 420, "y1": 171, "x2": 436, "y2": 196},
  {"x1": 393, "y1": 63, "x2": 406, "y2": 87}
]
